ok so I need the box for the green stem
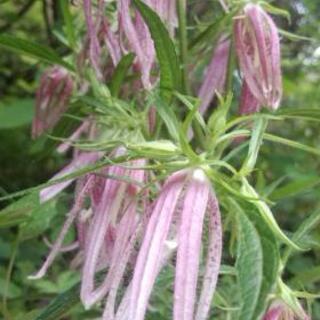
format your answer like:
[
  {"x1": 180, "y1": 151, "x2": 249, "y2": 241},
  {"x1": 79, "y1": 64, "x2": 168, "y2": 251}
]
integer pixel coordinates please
[
  {"x1": 2, "y1": 232, "x2": 20, "y2": 320},
  {"x1": 177, "y1": 0, "x2": 189, "y2": 94}
]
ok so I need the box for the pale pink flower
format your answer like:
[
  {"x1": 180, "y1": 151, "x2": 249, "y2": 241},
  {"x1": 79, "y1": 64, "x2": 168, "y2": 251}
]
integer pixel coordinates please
[
  {"x1": 234, "y1": 4, "x2": 282, "y2": 110},
  {"x1": 80, "y1": 156, "x2": 147, "y2": 309},
  {"x1": 32, "y1": 66, "x2": 73, "y2": 138},
  {"x1": 198, "y1": 36, "x2": 230, "y2": 114},
  {"x1": 127, "y1": 168, "x2": 223, "y2": 320}
]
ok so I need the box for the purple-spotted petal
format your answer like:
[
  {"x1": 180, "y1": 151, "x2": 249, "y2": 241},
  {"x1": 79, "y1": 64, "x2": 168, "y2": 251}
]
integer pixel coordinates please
[
  {"x1": 129, "y1": 170, "x2": 187, "y2": 320},
  {"x1": 195, "y1": 191, "x2": 222, "y2": 320},
  {"x1": 174, "y1": 169, "x2": 210, "y2": 320}
]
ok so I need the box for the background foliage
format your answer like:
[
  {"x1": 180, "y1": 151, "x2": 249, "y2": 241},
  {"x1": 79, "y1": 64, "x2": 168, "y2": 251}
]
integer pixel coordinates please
[{"x1": 0, "y1": 0, "x2": 319, "y2": 319}]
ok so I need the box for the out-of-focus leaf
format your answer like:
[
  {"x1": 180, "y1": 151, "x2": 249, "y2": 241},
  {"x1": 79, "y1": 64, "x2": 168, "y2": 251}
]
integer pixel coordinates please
[
  {"x1": 0, "y1": 193, "x2": 39, "y2": 228},
  {"x1": 0, "y1": 278, "x2": 22, "y2": 298},
  {"x1": 270, "y1": 176, "x2": 320, "y2": 200},
  {"x1": 59, "y1": 0, "x2": 76, "y2": 48},
  {"x1": 133, "y1": 0, "x2": 181, "y2": 100},
  {"x1": 264, "y1": 133, "x2": 320, "y2": 156},
  {"x1": 0, "y1": 99, "x2": 34, "y2": 129},
  {"x1": 35, "y1": 272, "x2": 105, "y2": 320},
  {"x1": 20, "y1": 198, "x2": 58, "y2": 240},
  {"x1": 0, "y1": 34, "x2": 74, "y2": 71}
]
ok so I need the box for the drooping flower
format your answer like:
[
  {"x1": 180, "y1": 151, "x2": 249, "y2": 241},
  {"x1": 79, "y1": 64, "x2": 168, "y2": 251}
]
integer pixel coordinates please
[
  {"x1": 234, "y1": 4, "x2": 282, "y2": 110},
  {"x1": 79, "y1": 155, "x2": 147, "y2": 310},
  {"x1": 198, "y1": 36, "x2": 231, "y2": 115},
  {"x1": 83, "y1": 0, "x2": 102, "y2": 77},
  {"x1": 263, "y1": 300, "x2": 310, "y2": 320},
  {"x1": 119, "y1": 0, "x2": 155, "y2": 89},
  {"x1": 125, "y1": 168, "x2": 223, "y2": 320},
  {"x1": 32, "y1": 66, "x2": 73, "y2": 138}
]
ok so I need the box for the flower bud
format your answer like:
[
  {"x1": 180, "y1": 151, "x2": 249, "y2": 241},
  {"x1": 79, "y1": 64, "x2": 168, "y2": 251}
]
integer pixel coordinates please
[
  {"x1": 234, "y1": 4, "x2": 282, "y2": 110},
  {"x1": 32, "y1": 66, "x2": 73, "y2": 138}
]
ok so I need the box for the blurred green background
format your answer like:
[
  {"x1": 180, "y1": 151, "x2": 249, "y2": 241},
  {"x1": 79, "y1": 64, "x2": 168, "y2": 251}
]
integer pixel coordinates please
[{"x1": 0, "y1": 0, "x2": 319, "y2": 319}]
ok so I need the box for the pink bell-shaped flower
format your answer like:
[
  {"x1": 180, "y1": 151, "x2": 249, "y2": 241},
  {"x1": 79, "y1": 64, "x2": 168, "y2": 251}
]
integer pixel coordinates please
[
  {"x1": 126, "y1": 168, "x2": 223, "y2": 320},
  {"x1": 32, "y1": 66, "x2": 73, "y2": 138},
  {"x1": 234, "y1": 4, "x2": 282, "y2": 110}
]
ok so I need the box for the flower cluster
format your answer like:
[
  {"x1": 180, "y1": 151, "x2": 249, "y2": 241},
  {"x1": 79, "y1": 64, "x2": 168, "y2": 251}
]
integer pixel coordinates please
[{"x1": 29, "y1": 1, "x2": 311, "y2": 320}]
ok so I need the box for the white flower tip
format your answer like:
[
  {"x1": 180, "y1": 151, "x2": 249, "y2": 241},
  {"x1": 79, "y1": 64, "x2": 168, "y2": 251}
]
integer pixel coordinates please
[
  {"x1": 192, "y1": 169, "x2": 207, "y2": 183},
  {"x1": 27, "y1": 271, "x2": 45, "y2": 280},
  {"x1": 164, "y1": 239, "x2": 178, "y2": 251}
]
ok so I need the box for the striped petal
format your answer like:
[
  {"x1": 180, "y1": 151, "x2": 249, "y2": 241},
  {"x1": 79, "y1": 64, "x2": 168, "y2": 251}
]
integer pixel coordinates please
[{"x1": 174, "y1": 169, "x2": 210, "y2": 320}]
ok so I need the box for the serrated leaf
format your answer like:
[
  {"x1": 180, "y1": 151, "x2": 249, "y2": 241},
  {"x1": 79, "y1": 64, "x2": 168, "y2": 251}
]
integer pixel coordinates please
[
  {"x1": 244, "y1": 204, "x2": 280, "y2": 319},
  {"x1": 235, "y1": 205, "x2": 263, "y2": 320},
  {"x1": 109, "y1": 53, "x2": 135, "y2": 97},
  {"x1": 133, "y1": 0, "x2": 181, "y2": 100},
  {"x1": 0, "y1": 34, "x2": 74, "y2": 71}
]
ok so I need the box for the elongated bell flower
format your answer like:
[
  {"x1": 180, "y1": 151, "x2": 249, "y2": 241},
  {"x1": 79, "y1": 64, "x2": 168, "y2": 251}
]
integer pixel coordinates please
[
  {"x1": 119, "y1": 0, "x2": 155, "y2": 89},
  {"x1": 127, "y1": 168, "x2": 223, "y2": 320},
  {"x1": 83, "y1": 0, "x2": 102, "y2": 77},
  {"x1": 198, "y1": 36, "x2": 230, "y2": 114},
  {"x1": 80, "y1": 157, "x2": 146, "y2": 309},
  {"x1": 263, "y1": 301, "x2": 310, "y2": 320},
  {"x1": 32, "y1": 66, "x2": 73, "y2": 138},
  {"x1": 234, "y1": 4, "x2": 282, "y2": 110}
]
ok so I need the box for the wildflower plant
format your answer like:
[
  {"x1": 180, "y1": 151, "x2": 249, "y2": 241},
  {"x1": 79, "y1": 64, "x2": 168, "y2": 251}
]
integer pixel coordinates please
[{"x1": 0, "y1": 0, "x2": 319, "y2": 320}]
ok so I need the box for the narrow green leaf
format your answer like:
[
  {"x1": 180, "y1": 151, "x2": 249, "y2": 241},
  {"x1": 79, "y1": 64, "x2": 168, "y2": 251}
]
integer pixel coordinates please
[
  {"x1": 0, "y1": 34, "x2": 74, "y2": 71},
  {"x1": 59, "y1": 0, "x2": 76, "y2": 48},
  {"x1": 133, "y1": 0, "x2": 181, "y2": 100},
  {"x1": 264, "y1": 133, "x2": 320, "y2": 157},
  {"x1": 283, "y1": 208, "x2": 320, "y2": 264},
  {"x1": 240, "y1": 117, "x2": 268, "y2": 176},
  {"x1": 270, "y1": 176, "x2": 320, "y2": 200},
  {"x1": 235, "y1": 206, "x2": 263, "y2": 320},
  {"x1": 153, "y1": 95, "x2": 180, "y2": 142},
  {"x1": 242, "y1": 179, "x2": 302, "y2": 251},
  {"x1": 109, "y1": 53, "x2": 135, "y2": 97}
]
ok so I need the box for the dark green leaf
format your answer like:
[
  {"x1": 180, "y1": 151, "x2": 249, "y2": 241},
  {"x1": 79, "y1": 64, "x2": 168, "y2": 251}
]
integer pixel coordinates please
[
  {"x1": 109, "y1": 53, "x2": 135, "y2": 97},
  {"x1": 0, "y1": 34, "x2": 74, "y2": 71}
]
